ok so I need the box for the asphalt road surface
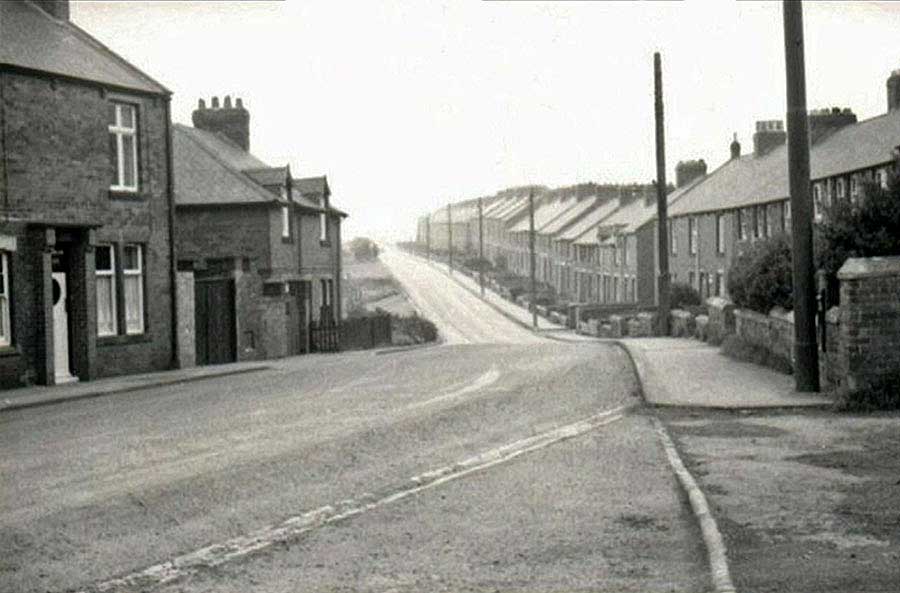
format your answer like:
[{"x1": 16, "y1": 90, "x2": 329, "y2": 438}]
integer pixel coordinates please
[{"x1": 0, "y1": 250, "x2": 707, "y2": 593}]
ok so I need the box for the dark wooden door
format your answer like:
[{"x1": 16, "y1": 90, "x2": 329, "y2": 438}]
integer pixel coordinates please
[{"x1": 195, "y1": 279, "x2": 236, "y2": 365}]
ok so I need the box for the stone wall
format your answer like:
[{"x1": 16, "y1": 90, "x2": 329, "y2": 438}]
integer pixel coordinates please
[
  {"x1": 836, "y1": 257, "x2": 900, "y2": 390},
  {"x1": 733, "y1": 308, "x2": 794, "y2": 369}
]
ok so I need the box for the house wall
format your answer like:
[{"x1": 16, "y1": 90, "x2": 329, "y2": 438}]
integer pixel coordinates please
[{"x1": 0, "y1": 71, "x2": 174, "y2": 387}]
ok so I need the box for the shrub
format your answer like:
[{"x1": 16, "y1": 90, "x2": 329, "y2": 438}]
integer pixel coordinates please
[
  {"x1": 670, "y1": 282, "x2": 701, "y2": 309},
  {"x1": 727, "y1": 233, "x2": 794, "y2": 314},
  {"x1": 833, "y1": 372, "x2": 900, "y2": 412},
  {"x1": 391, "y1": 313, "x2": 438, "y2": 344},
  {"x1": 720, "y1": 334, "x2": 793, "y2": 375},
  {"x1": 815, "y1": 171, "x2": 900, "y2": 305}
]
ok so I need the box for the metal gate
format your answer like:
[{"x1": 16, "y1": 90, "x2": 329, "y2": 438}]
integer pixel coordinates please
[{"x1": 195, "y1": 278, "x2": 236, "y2": 365}]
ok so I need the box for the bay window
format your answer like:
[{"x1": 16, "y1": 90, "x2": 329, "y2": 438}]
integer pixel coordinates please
[
  {"x1": 109, "y1": 102, "x2": 139, "y2": 192},
  {"x1": 96, "y1": 245, "x2": 117, "y2": 336},
  {"x1": 0, "y1": 252, "x2": 10, "y2": 347},
  {"x1": 123, "y1": 244, "x2": 144, "y2": 335}
]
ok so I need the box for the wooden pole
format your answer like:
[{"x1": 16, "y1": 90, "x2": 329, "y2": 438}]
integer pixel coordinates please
[
  {"x1": 654, "y1": 52, "x2": 671, "y2": 336},
  {"x1": 478, "y1": 197, "x2": 485, "y2": 297},
  {"x1": 529, "y1": 188, "x2": 538, "y2": 328},
  {"x1": 783, "y1": 0, "x2": 820, "y2": 391}
]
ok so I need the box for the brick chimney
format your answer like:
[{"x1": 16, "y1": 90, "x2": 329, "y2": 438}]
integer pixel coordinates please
[
  {"x1": 730, "y1": 133, "x2": 741, "y2": 160},
  {"x1": 888, "y1": 70, "x2": 900, "y2": 112},
  {"x1": 753, "y1": 120, "x2": 786, "y2": 157},
  {"x1": 808, "y1": 107, "x2": 857, "y2": 143},
  {"x1": 675, "y1": 159, "x2": 707, "y2": 188},
  {"x1": 32, "y1": 0, "x2": 69, "y2": 20},
  {"x1": 192, "y1": 95, "x2": 250, "y2": 151}
]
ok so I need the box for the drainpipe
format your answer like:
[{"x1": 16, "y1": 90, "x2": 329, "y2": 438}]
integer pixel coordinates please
[{"x1": 163, "y1": 97, "x2": 179, "y2": 369}]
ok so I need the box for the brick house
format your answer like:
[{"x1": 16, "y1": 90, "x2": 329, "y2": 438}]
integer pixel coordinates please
[
  {"x1": 0, "y1": 0, "x2": 177, "y2": 388},
  {"x1": 668, "y1": 73, "x2": 900, "y2": 301},
  {"x1": 173, "y1": 97, "x2": 345, "y2": 364}
]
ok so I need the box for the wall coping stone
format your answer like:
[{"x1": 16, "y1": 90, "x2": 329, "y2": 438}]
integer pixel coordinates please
[
  {"x1": 825, "y1": 306, "x2": 841, "y2": 325},
  {"x1": 837, "y1": 256, "x2": 900, "y2": 280},
  {"x1": 705, "y1": 296, "x2": 733, "y2": 309},
  {"x1": 769, "y1": 307, "x2": 794, "y2": 323},
  {"x1": 670, "y1": 309, "x2": 694, "y2": 320}
]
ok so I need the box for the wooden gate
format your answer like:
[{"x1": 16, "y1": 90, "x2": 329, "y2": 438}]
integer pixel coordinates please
[
  {"x1": 195, "y1": 278, "x2": 236, "y2": 365},
  {"x1": 310, "y1": 320, "x2": 340, "y2": 353}
]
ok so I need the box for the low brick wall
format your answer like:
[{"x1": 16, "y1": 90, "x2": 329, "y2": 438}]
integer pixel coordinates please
[
  {"x1": 628, "y1": 312, "x2": 656, "y2": 337},
  {"x1": 837, "y1": 256, "x2": 900, "y2": 390},
  {"x1": 733, "y1": 308, "x2": 794, "y2": 369}
]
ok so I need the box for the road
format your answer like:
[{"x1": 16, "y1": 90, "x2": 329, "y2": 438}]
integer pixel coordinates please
[{"x1": 0, "y1": 251, "x2": 707, "y2": 593}]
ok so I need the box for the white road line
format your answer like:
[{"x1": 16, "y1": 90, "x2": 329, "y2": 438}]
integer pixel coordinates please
[{"x1": 81, "y1": 404, "x2": 634, "y2": 593}]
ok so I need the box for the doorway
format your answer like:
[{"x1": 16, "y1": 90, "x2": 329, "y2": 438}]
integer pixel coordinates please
[{"x1": 51, "y1": 260, "x2": 77, "y2": 384}]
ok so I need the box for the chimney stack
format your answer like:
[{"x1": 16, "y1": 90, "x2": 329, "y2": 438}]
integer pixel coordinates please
[
  {"x1": 730, "y1": 133, "x2": 741, "y2": 160},
  {"x1": 192, "y1": 95, "x2": 251, "y2": 152},
  {"x1": 808, "y1": 107, "x2": 857, "y2": 143},
  {"x1": 32, "y1": 0, "x2": 69, "y2": 20},
  {"x1": 888, "y1": 70, "x2": 900, "y2": 112},
  {"x1": 675, "y1": 159, "x2": 707, "y2": 188},
  {"x1": 753, "y1": 120, "x2": 786, "y2": 157}
]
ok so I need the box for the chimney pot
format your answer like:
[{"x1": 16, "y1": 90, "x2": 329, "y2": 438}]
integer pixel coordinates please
[
  {"x1": 198, "y1": 98, "x2": 206, "y2": 110},
  {"x1": 236, "y1": 98, "x2": 244, "y2": 109},
  {"x1": 730, "y1": 133, "x2": 741, "y2": 160},
  {"x1": 211, "y1": 96, "x2": 220, "y2": 109},
  {"x1": 224, "y1": 95, "x2": 232, "y2": 109}
]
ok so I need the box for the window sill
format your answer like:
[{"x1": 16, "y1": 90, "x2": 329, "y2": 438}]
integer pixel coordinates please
[
  {"x1": 98, "y1": 333, "x2": 151, "y2": 347},
  {"x1": 0, "y1": 345, "x2": 21, "y2": 358},
  {"x1": 108, "y1": 189, "x2": 146, "y2": 201}
]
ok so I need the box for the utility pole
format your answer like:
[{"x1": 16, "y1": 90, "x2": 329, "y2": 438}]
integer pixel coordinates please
[
  {"x1": 783, "y1": 0, "x2": 820, "y2": 392},
  {"x1": 478, "y1": 197, "x2": 485, "y2": 297},
  {"x1": 425, "y1": 215, "x2": 431, "y2": 263},
  {"x1": 447, "y1": 203, "x2": 453, "y2": 275},
  {"x1": 528, "y1": 188, "x2": 538, "y2": 329},
  {"x1": 654, "y1": 51, "x2": 671, "y2": 336}
]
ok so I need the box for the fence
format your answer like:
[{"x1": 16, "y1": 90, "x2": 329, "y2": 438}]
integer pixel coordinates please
[{"x1": 340, "y1": 315, "x2": 393, "y2": 351}]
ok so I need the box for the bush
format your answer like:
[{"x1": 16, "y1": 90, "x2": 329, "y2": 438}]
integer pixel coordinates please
[
  {"x1": 727, "y1": 233, "x2": 794, "y2": 314},
  {"x1": 670, "y1": 282, "x2": 701, "y2": 309},
  {"x1": 391, "y1": 313, "x2": 438, "y2": 345},
  {"x1": 720, "y1": 334, "x2": 793, "y2": 375},
  {"x1": 833, "y1": 372, "x2": 900, "y2": 412},
  {"x1": 815, "y1": 171, "x2": 900, "y2": 305}
]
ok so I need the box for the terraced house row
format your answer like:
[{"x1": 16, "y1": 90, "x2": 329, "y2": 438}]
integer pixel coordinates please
[
  {"x1": 417, "y1": 68, "x2": 900, "y2": 308},
  {"x1": 0, "y1": 0, "x2": 345, "y2": 389}
]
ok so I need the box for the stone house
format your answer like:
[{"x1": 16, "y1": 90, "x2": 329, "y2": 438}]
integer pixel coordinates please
[
  {"x1": 173, "y1": 98, "x2": 345, "y2": 364},
  {"x1": 0, "y1": 0, "x2": 177, "y2": 388}
]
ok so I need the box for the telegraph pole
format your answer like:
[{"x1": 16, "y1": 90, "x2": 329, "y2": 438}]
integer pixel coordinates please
[
  {"x1": 425, "y1": 215, "x2": 431, "y2": 263},
  {"x1": 447, "y1": 203, "x2": 453, "y2": 275},
  {"x1": 528, "y1": 188, "x2": 538, "y2": 329},
  {"x1": 478, "y1": 197, "x2": 485, "y2": 297},
  {"x1": 654, "y1": 51, "x2": 671, "y2": 336},
  {"x1": 783, "y1": 1, "x2": 820, "y2": 392}
]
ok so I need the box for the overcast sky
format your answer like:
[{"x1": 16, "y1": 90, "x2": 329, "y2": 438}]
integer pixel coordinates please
[{"x1": 72, "y1": 1, "x2": 900, "y2": 241}]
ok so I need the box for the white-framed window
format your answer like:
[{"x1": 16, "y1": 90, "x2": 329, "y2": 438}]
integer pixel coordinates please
[
  {"x1": 0, "y1": 252, "x2": 10, "y2": 347},
  {"x1": 716, "y1": 214, "x2": 726, "y2": 254},
  {"x1": 109, "y1": 102, "x2": 139, "y2": 192},
  {"x1": 784, "y1": 201, "x2": 792, "y2": 231},
  {"x1": 319, "y1": 212, "x2": 328, "y2": 243},
  {"x1": 850, "y1": 176, "x2": 859, "y2": 201},
  {"x1": 836, "y1": 178, "x2": 845, "y2": 199},
  {"x1": 756, "y1": 205, "x2": 767, "y2": 238},
  {"x1": 623, "y1": 236, "x2": 630, "y2": 266},
  {"x1": 123, "y1": 244, "x2": 144, "y2": 335},
  {"x1": 96, "y1": 244, "x2": 117, "y2": 337},
  {"x1": 612, "y1": 239, "x2": 620, "y2": 266},
  {"x1": 716, "y1": 271, "x2": 725, "y2": 297},
  {"x1": 281, "y1": 206, "x2": 290, "y2": 239},
  {"x1": 688, "y1": 217, "x2": 697, "y2": 255},
  {"x1": 737, "y1": 209, "x2": 746, "y2": 241},
  {"x1": 813, "y1": 185, "x2": 824, "y2": 222},
  {"x1": 670, "y1": 223, "x2": 678, "y2": 255}
]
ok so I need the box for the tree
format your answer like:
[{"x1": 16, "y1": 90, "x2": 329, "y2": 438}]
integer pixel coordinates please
[{"x1": 349, "y1": 237, "x2": 379, "y2": 261}]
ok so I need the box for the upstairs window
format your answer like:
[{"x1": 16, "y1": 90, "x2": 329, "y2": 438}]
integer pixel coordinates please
[
  {"x1": 756, "y1": 205, "x2": 767, "y2": 238},
  {"x1": 96, "y1": 245, "x2": 117, "y2": 337},
  {"x1": 688, "y1": 217, "x2": 697, "y2": 255},
  {"x1": 669, "y1": 223, "x2": 678, "y2": 255},
  {"x1": 281, "y1": 206, "x2": 291, "y2": 240},
  {"x1": 123, "y1": 244, "x2": 144, "y2": 335},
  {"x1": 109, "y1": 102, "x2": 139, "y2": 192},
  {"x1": 737, "y1": 209, "x2": 746, "y2": 241},
  {"x1": 836, "y1": 178, "x2": 846, "y2": 200},
  {"x1": 319, "y1": 211, "x2": 328, "y2": 243},
  {"x1": 0, "y1": 252, "x2": 10, "y2": 347},
  {"x1": 716, "y1": 214, "x2": 726, "y2": 254}
]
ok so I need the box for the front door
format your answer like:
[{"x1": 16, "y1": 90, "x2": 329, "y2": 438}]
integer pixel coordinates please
[
  {"x1": 52, "y1": 272, "x2": 77, "y2": 384},
  {"x1": 194, "y1": 278, "x2": 236, "y2": 365}
]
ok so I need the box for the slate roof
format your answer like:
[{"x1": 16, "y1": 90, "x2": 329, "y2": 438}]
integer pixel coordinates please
[
  {"x1": 0, "y1": 1, "x2": 169, "y2": 95},
  {"x1": 293, "y1": 176, "x2": 347, "y2": 216},
  {"x1": 629, "y1": 177, "x2": 705, "y2": 232},
  {"x1": 176, "y1": 125, "x2": 269, "y2": 171},
  {"x1": 509, "y1": 196, "x2": 577, "y2": 233},
  {"x1": 557, "y1": 199, "x2": 620, "y2": 242},
  {"x1": 244, "y1": 167, "x2": 289, "y2": 188},
  {"x1": 810, "y1": 109, "x2": 900, "y2": 179},
  {"x1": 538, "y1": 197, "x2": 600, "y2": 236},
  {"x1": 173, "y1": 125, "x2": 279, "y2": 206}
]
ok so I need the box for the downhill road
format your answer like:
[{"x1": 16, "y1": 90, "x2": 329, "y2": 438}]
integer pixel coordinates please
[{"x1": 0, "y1": 250, "x2": 706, "y2": 593}]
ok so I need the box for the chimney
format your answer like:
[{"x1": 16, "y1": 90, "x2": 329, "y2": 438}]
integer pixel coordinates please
[
  {"x1": 675, "y1": 159, "x2": 707, "y2": 188},
  {"x1": 888, "y1": 69, "x2": 900, "y2": 112},
  {"x1": 32, "y1": 0, "x2": 69, "y2": 20},
  {"x1": 808, "y1": 107, "x2": 857, "y2": 143},
  {"x1": 753, "y1": 120, "x2": 786, "y2": 157},
  {"x1": 618, "y1": 185, "x2": 639, "y2": 208},
  {"x1": 192, "y1": 95, "x2": 251, "y2": 151},
  {"x1": 730, "y1": 133, "x2": 741, "y2": 160}
]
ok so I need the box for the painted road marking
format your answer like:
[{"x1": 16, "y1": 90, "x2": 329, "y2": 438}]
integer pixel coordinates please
[{"x1": 81, "y1": 404, "x2": 634, "y2": 593}]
